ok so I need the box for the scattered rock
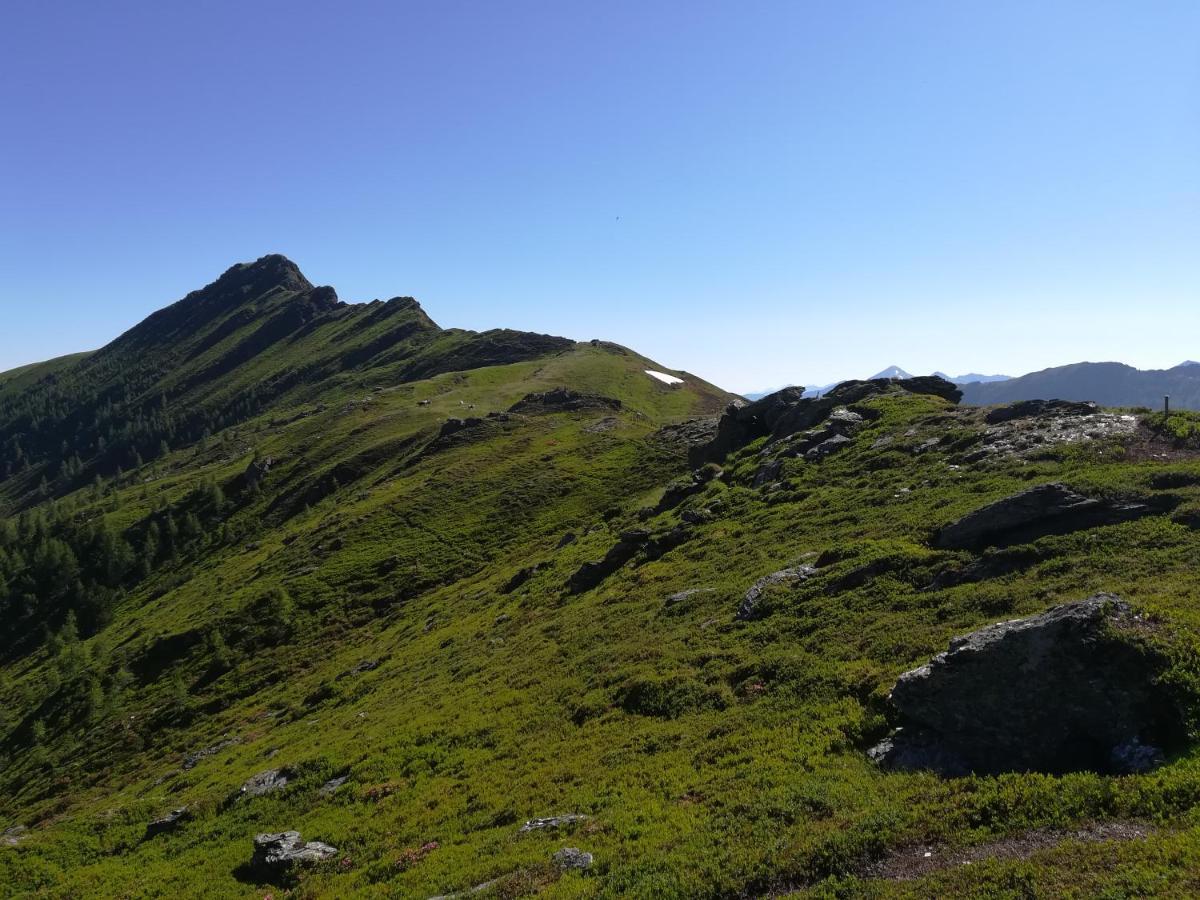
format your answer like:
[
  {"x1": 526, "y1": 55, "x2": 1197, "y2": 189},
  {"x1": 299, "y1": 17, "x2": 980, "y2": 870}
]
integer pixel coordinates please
[
  {"x1": 805, "y1": 433, "x2": 853, "y2": 460},
  {"x1": 567, "y1": 526, "x2": 693, "y2": 593},
  {"x1": 556, "y1": 531, "x2": 577, "y2": 549},
  {"x1": 319, "y1": 776, "x2": 350, "y2": 796},
  {"x1": 736, "y1": 564, "x2": 818, "y2": 621},
  {"x1": 2, "y1": 825, "x2": 27, "y2": 847},
  {"x1": 976, "y1": 408, "x2": 1138, "y2": 460},
  {"x1": 251, "y1": 831, "x2": 338, "y2": 874},
  {"x1": 656, "y1": 465, "x2": 722, "y2": 512},
  {"x1": 242, "y1": 456, "x2": 275, "y2": 488},
  {"x1": 145, "y1": 807, "x2": 189, "y2": 839},
  {"x1": 500, "y1": 563, "x2": 544, "y2": 593},
  {"x1": 664, "y1": 588, "x2": 715, "y2": 608},
  {"x1": 519, "y1": 814, "x2": 589, "y2": 832},
  {"x1": 182, "y1": 737, "x2": 238, "y2": 770},
  {"x1": 553, "y1": 847, "x2": 594, "y2": 871},
  {"x1": 340, "y1": 659, "x2": 379, "y2": 679},
  {"x1": 237, "y1": 768, "x2": 290, "y2": 799},
  {"x1": 933, "y1": 482, "x2": 1155, "y2": 550},
  {"x1": 870, "y1": 595, "x2": 1182, "y2": 775},
  {"x1": 926, "y1": 546, "x2": 1043, "y2": 591},
  {"x1": 752, "y1": 459, "x2": 783, "y2": 487}
]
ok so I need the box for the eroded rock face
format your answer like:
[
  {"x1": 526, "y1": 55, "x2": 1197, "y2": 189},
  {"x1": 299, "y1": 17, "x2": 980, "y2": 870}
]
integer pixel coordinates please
[
  {"x1": 251, "y1": 831, "x2": 338, "y2": 873},
  {"x1": 933, "y1": 482, "x2": 1154, "y2": 550},
  {"x1": 870, "y1": 595, "x2": 1181, "y2": 775}
]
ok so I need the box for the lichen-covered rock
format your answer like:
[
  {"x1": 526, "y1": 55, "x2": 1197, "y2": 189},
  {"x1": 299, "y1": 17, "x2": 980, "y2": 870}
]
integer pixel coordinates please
[
  {"x1": 553, "y1": 847, "x2": 594, "y2": 871},
  {"x1": 870, "y1": 595, "x2": 1182, "y2": 775},
  {"x1": 251, "y1": 831, "x2": 338, "y2": 873},
  {"x1": 984, "y1": 399, "x2": 1098, "y2": 425},
  {"x1": 238, "y1": 768, "x2": 290, "y2": 799}
]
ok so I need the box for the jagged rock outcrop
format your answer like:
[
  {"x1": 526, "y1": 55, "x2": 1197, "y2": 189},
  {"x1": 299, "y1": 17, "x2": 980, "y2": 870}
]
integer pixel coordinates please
[
  {"x1": 509, "y1": 388, "x2": 622, "y2": 414},
  {"x1": 655, "y1": 464, "x2": 722, "y2": 512},
  {"x1": 250, "y1": 831, "x2": 339, "y2": 874},
  {"x1": 567, "y1": 526, "x2": 694, "y2": 593},
  {"x1": 933, "y1": 482, "x2": 1155, "y2": 549},
  {"x1": 691, "y1": 377, "x2": 960, "y2": 466},
  {"x1": 870, "y1": 595, "x2": 1182, "y2": 775}
]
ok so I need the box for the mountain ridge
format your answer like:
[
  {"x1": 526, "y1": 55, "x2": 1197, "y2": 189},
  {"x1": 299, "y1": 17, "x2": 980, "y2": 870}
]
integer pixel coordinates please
[{"x1": 4, "y1": 261, "x2": 1200, "y2": 897}]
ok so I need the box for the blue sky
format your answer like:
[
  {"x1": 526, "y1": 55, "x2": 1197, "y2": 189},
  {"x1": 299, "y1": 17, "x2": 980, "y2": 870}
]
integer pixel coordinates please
[{"x1": 2, "y1": 1, "x2": 1197, "y2": 392}]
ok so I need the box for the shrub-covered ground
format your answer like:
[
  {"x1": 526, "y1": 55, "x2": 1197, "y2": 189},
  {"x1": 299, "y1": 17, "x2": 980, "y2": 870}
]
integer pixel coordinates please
[{"x1": 5, "y1": 264, "x2": 1200, "y2": 897}]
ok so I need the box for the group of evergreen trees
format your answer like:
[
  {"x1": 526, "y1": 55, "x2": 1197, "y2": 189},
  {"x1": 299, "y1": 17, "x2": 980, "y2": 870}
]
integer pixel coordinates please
[{"x1": 0, "y1": 477, "x2": 230, "y2": 658}]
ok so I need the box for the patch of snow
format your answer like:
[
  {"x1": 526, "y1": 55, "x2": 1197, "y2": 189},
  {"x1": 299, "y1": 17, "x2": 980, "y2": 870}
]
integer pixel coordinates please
[{"x1": 645, "y1": 370, "x2": 683, "y2": 386}]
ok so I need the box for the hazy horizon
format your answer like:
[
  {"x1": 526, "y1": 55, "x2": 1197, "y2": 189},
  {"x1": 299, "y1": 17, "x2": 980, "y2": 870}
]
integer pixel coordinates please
[{"x1": 3, "y1": 1, "x2": 1198, "y2": 393}]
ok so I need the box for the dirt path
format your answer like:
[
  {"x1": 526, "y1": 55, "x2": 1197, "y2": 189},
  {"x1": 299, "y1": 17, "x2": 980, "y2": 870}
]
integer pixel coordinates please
[{"x1": 860, "y1": 821, "x2": 1154, "y2": 881}]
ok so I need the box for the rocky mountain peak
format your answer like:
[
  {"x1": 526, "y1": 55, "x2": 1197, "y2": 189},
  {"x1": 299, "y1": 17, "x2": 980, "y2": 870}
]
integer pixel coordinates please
[{"x1": 214, "y1": 253, "x2": 313, "y2": 296}]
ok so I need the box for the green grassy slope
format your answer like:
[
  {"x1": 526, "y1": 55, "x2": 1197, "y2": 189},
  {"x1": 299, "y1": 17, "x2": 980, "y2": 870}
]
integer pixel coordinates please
[{"x1": 4, "y1": 262, "x2": 1200, "y2": 898}]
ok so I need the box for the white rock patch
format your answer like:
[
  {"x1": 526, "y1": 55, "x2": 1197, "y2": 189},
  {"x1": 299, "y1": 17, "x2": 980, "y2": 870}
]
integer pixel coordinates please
[{"x1": 645, "y1": 370, "x2": 683, "y2": 385}]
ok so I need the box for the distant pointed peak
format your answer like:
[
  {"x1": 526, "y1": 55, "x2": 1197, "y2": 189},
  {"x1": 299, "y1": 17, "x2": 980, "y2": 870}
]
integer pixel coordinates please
[{"x1": 869, "y1": 365, "x2": 913, "y2": 380}]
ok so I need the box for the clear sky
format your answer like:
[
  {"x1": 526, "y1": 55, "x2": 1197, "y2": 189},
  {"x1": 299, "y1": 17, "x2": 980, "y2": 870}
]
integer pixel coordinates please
[{"x1": 2, "y1": 1, "x2": 1197, "y2": 393}]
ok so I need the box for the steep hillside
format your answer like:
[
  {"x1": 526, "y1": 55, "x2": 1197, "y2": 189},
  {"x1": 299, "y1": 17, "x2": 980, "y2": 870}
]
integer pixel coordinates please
[
  {"x1": 4, "y1": 268, "x2": 1200, "y2": 898},
  {"x1": 961, "y1": 361, "x2": 1200, "y2": 410}
]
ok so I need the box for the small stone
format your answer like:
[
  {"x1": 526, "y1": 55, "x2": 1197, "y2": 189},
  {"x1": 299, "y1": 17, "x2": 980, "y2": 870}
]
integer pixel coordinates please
[
  {"x1": 319, "y1": 776, "x2": 350, "y2": 796},
  {"x1": 553, "y1": 847, "x2": 594, "y2": 871},
  {"x1": 145, "y1": 806, "x2": 189, "y2": 838},
  {"x1": 519, "y1": 814, "x2": 589, "y2": 832}
]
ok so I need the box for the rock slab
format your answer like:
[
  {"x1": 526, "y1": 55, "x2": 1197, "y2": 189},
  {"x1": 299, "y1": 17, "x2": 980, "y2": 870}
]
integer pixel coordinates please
[
  {"x1": 933, "y1": 482, "x2": 1153, "y2": 550},
  {"x1": 870, "y1": 595, "x2": 1181, "y2": 775}
]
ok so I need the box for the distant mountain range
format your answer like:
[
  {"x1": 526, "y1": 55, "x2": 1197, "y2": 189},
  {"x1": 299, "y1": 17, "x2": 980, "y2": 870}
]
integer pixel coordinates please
[
  {"x1": 959, "y1": 361, "x2": 1200, "y2": 410},
  {"x1": 745, "y1": 361, "x2": 1200, "y2": 410},
  {"x1": 742, "y1": 366, "x2": 1012, "y2": 401}
]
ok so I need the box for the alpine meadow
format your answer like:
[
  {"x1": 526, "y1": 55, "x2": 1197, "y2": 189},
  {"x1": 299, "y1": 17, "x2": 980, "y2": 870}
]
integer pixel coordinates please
[{"x1": 3, "y1": 256, "x2": 1200, "y2": 897}]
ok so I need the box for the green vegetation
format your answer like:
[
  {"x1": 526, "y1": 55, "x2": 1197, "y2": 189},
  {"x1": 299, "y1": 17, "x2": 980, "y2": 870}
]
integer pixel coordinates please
[{"x1": 4, "y1": 258, "x2": 1200, "y2": 897}]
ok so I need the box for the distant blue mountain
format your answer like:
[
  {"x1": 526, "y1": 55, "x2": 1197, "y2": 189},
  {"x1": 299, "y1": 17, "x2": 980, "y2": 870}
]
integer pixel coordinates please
[{"x1": 743, "y1": 366, "x2": 1010, "y2": 400}]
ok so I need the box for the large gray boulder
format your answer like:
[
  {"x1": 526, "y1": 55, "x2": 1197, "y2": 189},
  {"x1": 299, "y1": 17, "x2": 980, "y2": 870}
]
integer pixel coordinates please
[
  {"x1": 933, "y1": 482, "x2": 1153, "y2": 550},
  {"x1": 870, "y1": 595, "x2": 1181, "y2": 775},
  {"x1": 251, "y1": 831, "x2": 338, "y2": 873}
]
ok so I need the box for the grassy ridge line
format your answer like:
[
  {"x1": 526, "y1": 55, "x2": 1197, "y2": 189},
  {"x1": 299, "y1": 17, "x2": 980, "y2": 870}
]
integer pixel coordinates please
[{"x1": 6, "y1": 285, "x2": 1200, "y2": 895}]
